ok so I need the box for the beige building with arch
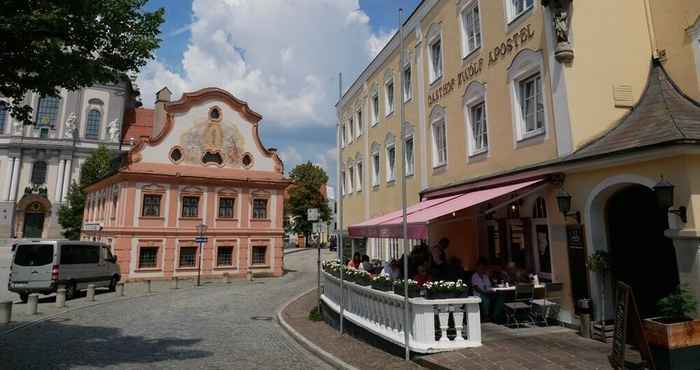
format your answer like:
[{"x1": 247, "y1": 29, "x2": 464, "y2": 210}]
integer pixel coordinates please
[{"x1": 337, "y1": 0, "x2": 700, "y2": 325}]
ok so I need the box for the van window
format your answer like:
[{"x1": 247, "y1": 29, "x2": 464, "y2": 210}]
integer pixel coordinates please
[
  {"x1": 14, "y1": 244, "x2": 54, "y2": 266},
  {"x1": 60, "y1": 245, "x2": 100, "y2": 264}
]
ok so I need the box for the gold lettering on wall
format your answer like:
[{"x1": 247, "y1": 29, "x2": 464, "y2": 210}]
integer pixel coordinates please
[{"x1": 428, "y1": 24, "x2": 535, "y2": 107}]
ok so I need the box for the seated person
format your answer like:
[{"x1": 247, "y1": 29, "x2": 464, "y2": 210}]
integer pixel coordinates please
[
  {"x1": 414, "y1": 264, "x2": 432, "y2": 286},
  {"x1": 359, "y1": 254, "x2": 372, "y2": 272},
  {"x1": 381, "y1": 259, "x2": 401, "y2": 279},
  {"x1": 471, "y1": 258, "x2": 494, "y2": 321},
  {"x1": 347, "y1": 252, "x2": 361, "y2": 269}
]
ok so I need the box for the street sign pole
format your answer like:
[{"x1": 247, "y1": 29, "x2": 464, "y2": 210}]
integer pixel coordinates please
[{"x1": 308, "y1": 210, "x2": 321, "y2": 315}]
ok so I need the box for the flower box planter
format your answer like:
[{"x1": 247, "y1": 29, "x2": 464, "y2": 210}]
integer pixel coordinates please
[
  {"x1": 354, "y1": 279, "x2": 371, "y2": 287},
  {"x1": 393, "y1": 286, "x2": 420, "y2": 298},
  {"x1": 427, "y1": 291, "x2": 465, "y2": 300},
  {"x1": 371, "y1": 283, "x2": 394, "y2": 292},
  {"x1": 643, "y1": 317, "x2": 700, "y2": 370}
]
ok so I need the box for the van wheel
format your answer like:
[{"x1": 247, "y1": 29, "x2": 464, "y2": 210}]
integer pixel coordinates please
[
  {"x1": 19, "y1": 293, "x2": 28, "y2": 303},
  {"x1": 108, "y1": 277, "x2": 117, "y2": 292},
  {"x1": 65, "y1": 283, "x2": 77, "y2": 300}
]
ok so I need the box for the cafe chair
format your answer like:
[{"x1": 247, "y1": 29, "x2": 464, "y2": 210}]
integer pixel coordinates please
[
  {"x1": 531, "y1": 282, "x2": 564, "y2": 326},
  {"x1": 504, "y1": 283, "x2": 535, "y2": 328}
]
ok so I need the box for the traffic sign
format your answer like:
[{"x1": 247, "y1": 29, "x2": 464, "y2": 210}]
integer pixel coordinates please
[{"x1": 307, "y1": 208, "x2": 319, "y2": 221}]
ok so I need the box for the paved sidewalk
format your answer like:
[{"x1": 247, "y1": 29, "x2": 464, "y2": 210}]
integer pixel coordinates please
[
  {"x1": 417, "y1": 327, "x2": 615, "y2": 370},
  {"x1": 281, "y1": 288, "x2": 425, "y2": 370},
  {"x1": 0, "y1": 277, "x2": 241, "y2": 335}
]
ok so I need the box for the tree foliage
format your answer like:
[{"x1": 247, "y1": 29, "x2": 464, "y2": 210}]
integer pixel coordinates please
[
  {"x1": 0, "y1": 0, "x2": 165, "y2": 124},
  {"x1": 58, "y1": 146, "x2": 116, "y2": 240},
  {"x1": 286, "y1": 162, "x2": 331, "y2": 238}
]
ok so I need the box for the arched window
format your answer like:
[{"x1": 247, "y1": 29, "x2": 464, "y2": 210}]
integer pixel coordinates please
[
  {"x1": 85, "y1": 109, "x2": 101, "y2": 139},
  {"x1": 36, "y1": 96, "x2": 60, "y2": 127},
  {"x1": 31, "y1": 161, "x2": 48, "y2": 185},
  {"x1": 533, "y1": 196, "x2": 547, "y2": 219}
]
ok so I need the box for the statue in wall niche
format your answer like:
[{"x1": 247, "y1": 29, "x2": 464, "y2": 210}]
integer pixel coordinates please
[
  {"x1": 108, "y1": 118, "x2": 120, "y2": 142},
  {"x1": 542, "y1": 0, "x2": 574, "y2": 63},
  {"x1": 63, "y1": 112, "x2": 77, "y2": 138}
]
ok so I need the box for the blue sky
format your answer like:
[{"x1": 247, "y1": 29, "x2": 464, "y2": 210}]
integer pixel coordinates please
[{"x1": 138, "y1": 0, "x2": 420, "y2": 187}]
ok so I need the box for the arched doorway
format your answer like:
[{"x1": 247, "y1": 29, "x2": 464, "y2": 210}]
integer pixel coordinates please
[
  {"x1": 16, "y1": 195, "x2": 51, "y2": 239},
  {"x1": 605, "y1": 184, "x2": 679, "y2": 318}
]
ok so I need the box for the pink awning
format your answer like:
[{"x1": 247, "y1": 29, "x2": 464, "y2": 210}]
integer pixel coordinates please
[{"x1": 348, "y1": 179, "x2": 544, "y2": 239}]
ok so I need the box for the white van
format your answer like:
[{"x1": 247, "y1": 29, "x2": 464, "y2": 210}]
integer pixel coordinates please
[{"x1": 9, "y1": 240, "x2": 121, "y2": 302}]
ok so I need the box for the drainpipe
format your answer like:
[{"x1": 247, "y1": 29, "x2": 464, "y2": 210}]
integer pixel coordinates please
[{"x1": 643, "y1": 0, "x2": 658, "y2": 59}]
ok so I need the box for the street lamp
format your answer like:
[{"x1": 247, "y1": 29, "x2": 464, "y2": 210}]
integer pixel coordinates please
[
  {"x1": 196, "y1": 223, "x2": 208, "y2": 286},
  {"x1": 556, "y1": 188, "x2": 581, "y2": 224},
  {"x1": 653, "y1": 177, "x2": 687, "y2": 223}
]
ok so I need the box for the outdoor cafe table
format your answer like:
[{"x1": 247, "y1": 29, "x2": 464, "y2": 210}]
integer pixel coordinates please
[{"x1": 487, "y1": 284, "x2": 546, "y2": 324}]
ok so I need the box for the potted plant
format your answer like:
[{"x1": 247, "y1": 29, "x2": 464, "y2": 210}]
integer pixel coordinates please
[
  {"x1": 346, "y1": 269, "x2": 371, "y2": 286},
  {"x1": 321, "y1": 260, "x2": 342, "y2": 278},
  {"x1": 393, "y1": 279, "x2": 420, "y2": 298},
  {"x1": 370, "y1": 275, "x2": 394, "y2": 292},
  {"x1": 643, "y1": 285, "x2": 700, "y2": 370},
  {"x1": 424, "y1": 280, "x2": 467, "y2": 300},
  {"x1": 587, "y1": 250, "x2": 612, "y2": 341}
]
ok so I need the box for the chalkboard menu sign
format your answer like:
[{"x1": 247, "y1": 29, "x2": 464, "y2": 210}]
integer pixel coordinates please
[
  {"x1": 566, "y1": 224, "x2": 589, "y2": 313},
  {"x1": 608, "y1": 282, "x2": 655, "y2": 370}
]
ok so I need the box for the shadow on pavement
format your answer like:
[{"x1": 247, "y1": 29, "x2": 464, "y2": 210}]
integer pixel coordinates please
[{"x1": 0, "y1": 317, "x2": 211, "y2": 369}]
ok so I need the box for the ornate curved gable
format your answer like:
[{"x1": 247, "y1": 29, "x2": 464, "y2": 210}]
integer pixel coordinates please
[{"x1": 128, "y1": 87, "x2": 283, "y2": 174}]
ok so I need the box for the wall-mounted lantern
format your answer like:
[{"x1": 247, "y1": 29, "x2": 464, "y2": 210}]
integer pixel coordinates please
[
  {"x1": 556, "y1": 188, "x2": 581, "y2": 223},
  {"x1": 653, "y1": 177, "x2": 687, "y2": 223}
]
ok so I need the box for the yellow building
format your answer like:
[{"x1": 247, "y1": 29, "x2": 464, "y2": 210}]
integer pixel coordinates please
[{"x1": 337, "y1": 0, "x2": 700, "y2": 325}]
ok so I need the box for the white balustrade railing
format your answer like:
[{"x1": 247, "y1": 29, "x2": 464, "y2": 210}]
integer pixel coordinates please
[{"x1": 321, "y1": 271, "x2": 482, "y2": 353}]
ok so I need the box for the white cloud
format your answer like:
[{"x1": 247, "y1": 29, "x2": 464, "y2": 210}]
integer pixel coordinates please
[
  {"x1": 279, "y1": 146, "x2": 303, "y2": 170},
  {"x1": 138, "y1": 0, "x2": 389, "y2": 129},
  {"x1": 367, "y1": 28, "x2": 396, "y2": 60}
]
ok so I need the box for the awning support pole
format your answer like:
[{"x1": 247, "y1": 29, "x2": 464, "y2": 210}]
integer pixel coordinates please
[{"x1": 398, "y1": 7, "x2": 410, "y2": 362}]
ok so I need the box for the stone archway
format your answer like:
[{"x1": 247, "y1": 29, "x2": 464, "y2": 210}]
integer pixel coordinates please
[
  {"x1": 584, "y1": 174, "x2": 677, "y2": 320},
  {"x1": 15, "y1": 194, "x2": 52, "y2": 239}
]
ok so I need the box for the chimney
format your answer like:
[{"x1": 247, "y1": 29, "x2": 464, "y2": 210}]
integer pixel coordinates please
[{"x1": 153, "y1": 87, "x2": 172, "y2": 137}]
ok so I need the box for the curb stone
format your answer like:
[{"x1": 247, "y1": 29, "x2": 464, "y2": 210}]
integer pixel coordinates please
[{"x1": 276, "y1": 288, "x2": 361, "y2": 370}]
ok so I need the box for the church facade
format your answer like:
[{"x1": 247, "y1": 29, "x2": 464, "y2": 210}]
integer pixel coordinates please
[
  {"x1": 0, "y1": 81, "x2": 139, "y2": 244},
  {"x1": 82, "y1": 87, "x2": 288, "y2": 281}
]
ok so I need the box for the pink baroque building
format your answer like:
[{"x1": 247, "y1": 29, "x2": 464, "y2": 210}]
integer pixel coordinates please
[{"x1": 82, "y1": 87, "x2": 289, "y2": 281}]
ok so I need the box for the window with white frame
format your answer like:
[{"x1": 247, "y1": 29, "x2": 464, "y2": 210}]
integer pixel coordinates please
[
  {"x1": 519, "y1": 73, "x2": 545, "y2": 137},
  {"x1": 348, "y1": 117, "x2": 354, "y2": 142},
  {"x1": 386, "y1": 144, "x2": 396, "y2": 181},
  {"x1": 348, "y1": 165, "x2": 354, "y2": 194},
  {"x1": 468, "y1": 101, "x2": 488, "y2": 154},
  {"x1": 371, "y1": 91, "x2": 380, "y2": 125},
  {"x1": 460, "y1": 1, "x2": 481, "y2": 57},
  {"x1": 432, "y1": 119, "x2": 447, "y2": 167},
  {"x1": 356, "y1": 109, "x2": 363, "y2": 137},
  {"x1": 356, "y1": 161, "x2": 363, "y2": 191},
  {"x1": 341, "y1": 170, "x2": 346, "y2": 195},
  {"x1": 507, "y1": 0, "x2": 534, "y2": 23},
  {"x1": 385, "y1": 78, "x2": 395, "y2": 115},
  {"x1": 403, "y1": 65, "x2": 412, "y2": 102},
  {"x1": 0, "y1": 103, "x2": 7, "y2": 133},
  {"x1": 371, "y1": 151, "x2": 380, "y2": 186},
  {"x1": 404, "y1": 136, "x2": 414, "y2": 176},
  {"x1": 429, "y1": 36, "x2": 443, "y2": 83},
  {"x1": 340, "y1": 123, "x2": 346, "y2": 146}
]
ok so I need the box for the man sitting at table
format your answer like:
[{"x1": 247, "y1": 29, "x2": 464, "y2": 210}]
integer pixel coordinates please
[{"x1": 471, "y1": 258, "x2": 494, "y2": 321}]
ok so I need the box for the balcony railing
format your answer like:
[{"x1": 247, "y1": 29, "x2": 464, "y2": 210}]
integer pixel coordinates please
[{"x1": 321, "y1": 271, "x2": 482, "y2": 353}]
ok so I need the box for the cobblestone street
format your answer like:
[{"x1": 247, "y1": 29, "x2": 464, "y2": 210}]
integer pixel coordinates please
[{"x1": 0, "y1": 249, "x2": 334, "y2": 370}]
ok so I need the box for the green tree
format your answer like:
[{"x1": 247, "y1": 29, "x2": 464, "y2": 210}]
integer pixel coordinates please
[
  {"x1": 0, "y1": 0, "x2": 165, "y2": 124},
  {"x1": 286, "y1": 162, "x2": 331, "y2": 240},
  {"x1": 58, "y1": 146, "x2": 116, "y2": 239}
]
